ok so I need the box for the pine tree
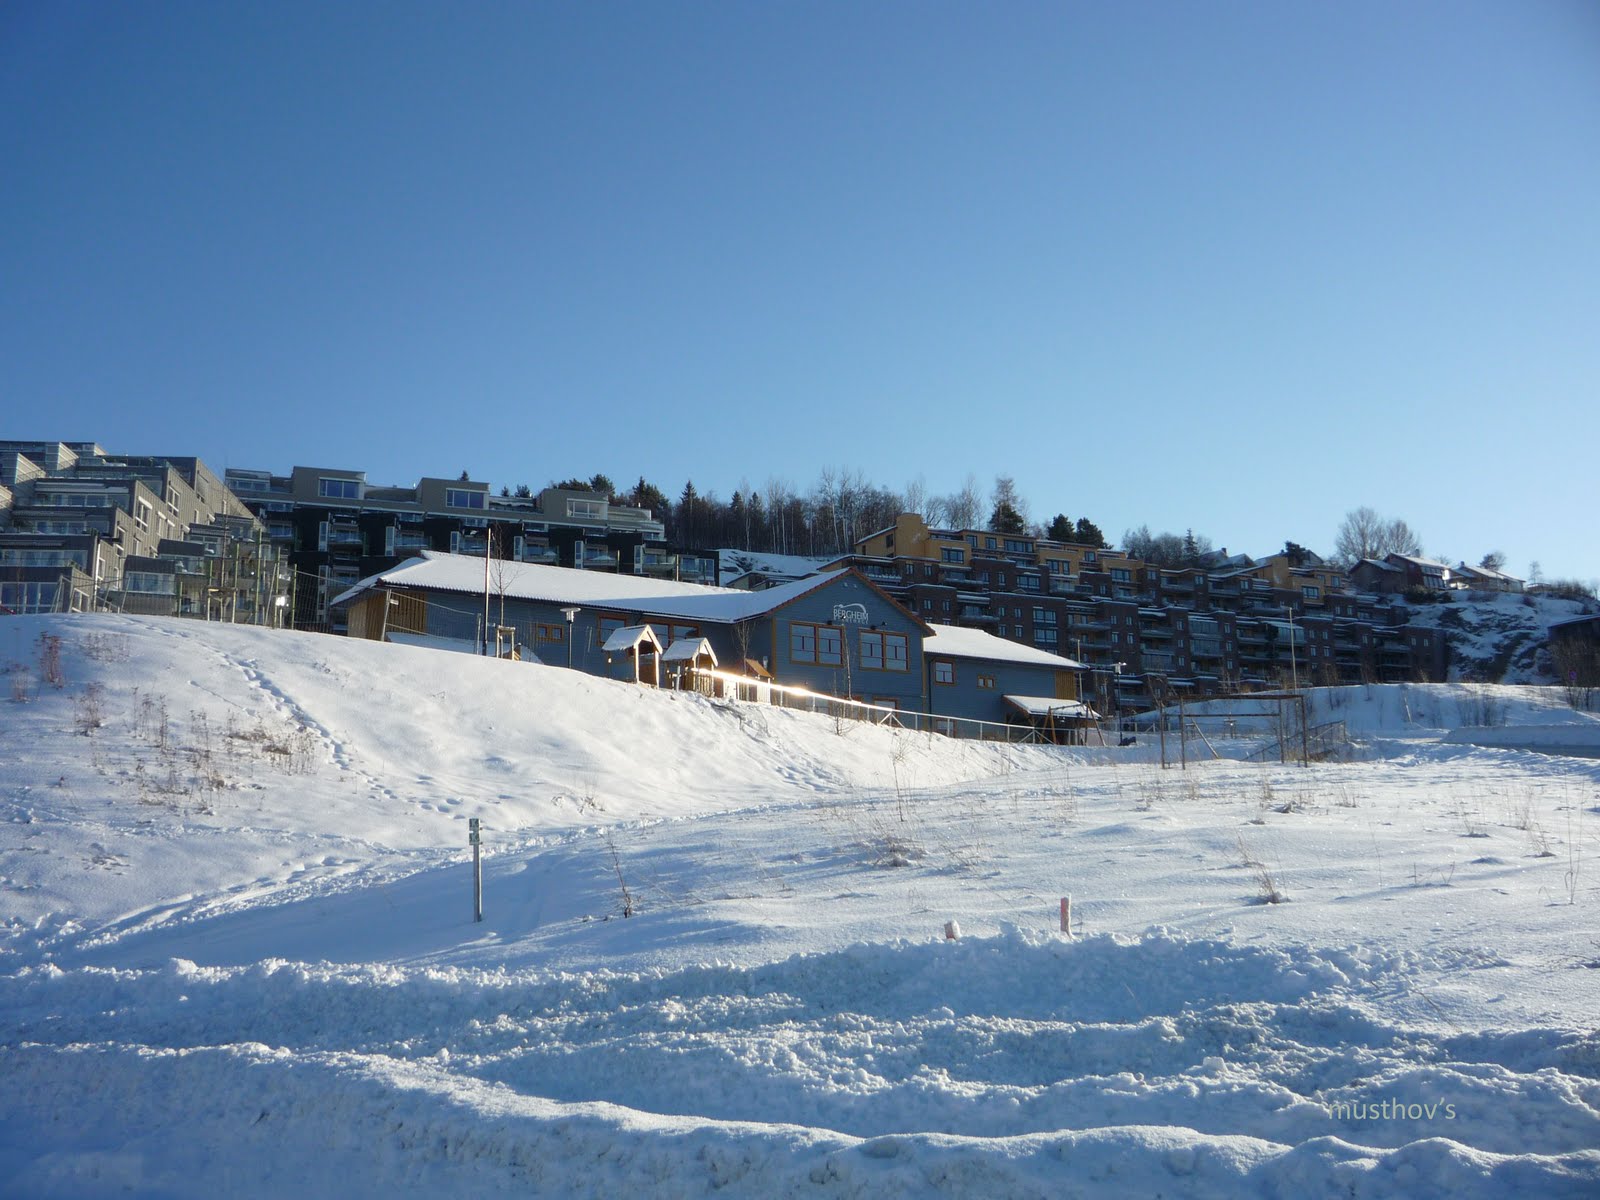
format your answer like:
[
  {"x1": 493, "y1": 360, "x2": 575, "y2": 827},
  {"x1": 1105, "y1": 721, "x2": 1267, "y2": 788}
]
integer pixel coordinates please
[
  {"x1": 1046, "y1": 513, "x2": 1075, "y2": 542},
  {"x1": 1074, "y1": 517, "x2": 1107, "y2": 548}
]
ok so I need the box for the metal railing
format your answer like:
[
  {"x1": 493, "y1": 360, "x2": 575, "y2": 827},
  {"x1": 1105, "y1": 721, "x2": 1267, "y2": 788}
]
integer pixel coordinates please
[{"x1": 680, "y1": 667, "x2": 1064, "y2": 744}]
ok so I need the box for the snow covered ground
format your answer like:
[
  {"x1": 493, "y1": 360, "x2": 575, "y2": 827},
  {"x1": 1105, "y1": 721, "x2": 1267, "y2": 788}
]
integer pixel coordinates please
[{"x1": 2, "y1": 614, "x2": 1598, "y2": 1197}]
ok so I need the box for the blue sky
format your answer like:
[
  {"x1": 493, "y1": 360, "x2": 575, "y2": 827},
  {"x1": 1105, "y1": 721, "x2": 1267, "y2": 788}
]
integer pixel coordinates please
[{"x1": 4, "y1": 1, "x2": 1597, "y2": 578}]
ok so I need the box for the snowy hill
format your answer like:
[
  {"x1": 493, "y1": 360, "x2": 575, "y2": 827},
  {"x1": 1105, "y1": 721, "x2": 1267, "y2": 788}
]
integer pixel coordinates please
[
  {"x1": 1401, "y1": 590, "x2": 1598, "y2": 684},
  {"x1": 3, "y1": 614, "x2": 1600, "y2": 1198}
]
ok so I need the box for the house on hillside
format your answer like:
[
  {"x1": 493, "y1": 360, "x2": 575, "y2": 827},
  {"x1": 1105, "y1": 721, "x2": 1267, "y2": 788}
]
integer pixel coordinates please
[
  {"x1": 1385, "y1": 554, "x2": 1453, "y2": 593},
  {"x1": 1348, "y1": 558, "x2": 1406, "y2": 595},
  {"x1": 1453, "y1": 563, "x2": 1524, "y2": 594}
]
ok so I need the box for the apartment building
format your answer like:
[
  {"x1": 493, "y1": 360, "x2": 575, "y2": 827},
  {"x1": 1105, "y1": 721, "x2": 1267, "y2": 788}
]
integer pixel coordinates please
[
  {"x1": 225, "y1": 466, "x2": 718, "y2": 629},
  {"x1": 0, "y1": 441, "x2": 281, "y2": 620},
  {"x1": 838, "y1": 513, "x2": 1446, "y2": 713}
]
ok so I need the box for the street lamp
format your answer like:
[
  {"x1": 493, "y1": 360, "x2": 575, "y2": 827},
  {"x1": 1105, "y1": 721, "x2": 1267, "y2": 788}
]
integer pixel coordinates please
[
  {"x1": 561, "y1": 606, "x2": 580, "y2": 669},
  {"x1": 1285, "y1": 605, "x2": 1299, "y2": 692}
]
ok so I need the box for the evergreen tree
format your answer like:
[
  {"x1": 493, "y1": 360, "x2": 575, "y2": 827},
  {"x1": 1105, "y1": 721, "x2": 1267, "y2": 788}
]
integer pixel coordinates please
[
  {"x1": 989, "y1": 476, "x2": 1027, "y2": 534},
  {"x1": 990, "y1": 499, "x2": 1026, "y2": 535},
  {"x1": 1183, "y1": 529, "x2": 1201, "y2": 567},
  {"x1": 1074, "y1": 517, "x2": 1107, "y2": 548},
  {"x1": 1046, "y1": 513, "x2": 1075, "y2": 542}
]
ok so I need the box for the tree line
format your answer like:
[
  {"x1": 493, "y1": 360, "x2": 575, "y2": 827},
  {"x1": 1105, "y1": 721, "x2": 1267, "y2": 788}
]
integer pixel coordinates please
[
  {"x1": 487, "y1": 469, "x2": 1562, "y2": 588},
  {"x1": 491, "y1": 470, "x2": 1108, "y2": 557}
]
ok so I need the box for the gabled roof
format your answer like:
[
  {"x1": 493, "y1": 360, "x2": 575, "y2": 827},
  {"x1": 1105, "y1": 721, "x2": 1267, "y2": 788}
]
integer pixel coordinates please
[
  {"x1": 602, "y1": 625, "x2": 662, "y2": 654},
  {"x1": 923, "y1": 623, "x2": 1084, "y2": 669},
  {"x1": 333, "y1": 553, "x2": 922, "y2": 628},
  {"x1": 1387, "y1": 554, "x2": 1452, "y2": 571},
  {"x1": 1354, "y1": 557, "x2": 1402, "y2": 573},
  {"x1": 662, "y1": 636, "x2": 717, "y2": 666}
]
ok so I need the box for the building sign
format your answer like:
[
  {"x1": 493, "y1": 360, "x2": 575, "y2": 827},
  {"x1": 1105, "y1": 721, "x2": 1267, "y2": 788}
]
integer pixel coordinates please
[{"x1": 833, "y1": 603, "x2": 868, "y2": 624}]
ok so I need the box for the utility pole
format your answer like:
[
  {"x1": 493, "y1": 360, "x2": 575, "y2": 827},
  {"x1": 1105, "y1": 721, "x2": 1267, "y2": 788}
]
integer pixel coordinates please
[{"x1": 1286, "y1": 605, "x2": 1299, "y2": 692}]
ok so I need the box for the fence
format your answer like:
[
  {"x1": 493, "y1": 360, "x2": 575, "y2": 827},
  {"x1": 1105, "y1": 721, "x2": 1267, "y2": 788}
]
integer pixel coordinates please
[{"x1": 682, "y1": 666, "x2": 1062, "y2": 745}]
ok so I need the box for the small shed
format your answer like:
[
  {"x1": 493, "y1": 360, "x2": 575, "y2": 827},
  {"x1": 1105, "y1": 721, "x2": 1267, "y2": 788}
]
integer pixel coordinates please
[
  {"x1": 1003, "y1": 695, "x2": 1102, "y2": 745},
  {"x1": 662, "y1": 636, "x2": 718, "y2": 689},
  {"x1": 602, "y1": 624, "x2": 664, "y2": 686}
]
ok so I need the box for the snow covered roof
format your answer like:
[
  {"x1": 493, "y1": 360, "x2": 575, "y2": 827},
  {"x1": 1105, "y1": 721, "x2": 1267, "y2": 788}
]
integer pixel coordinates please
[
  {"x1": 662, "y1": 637, "x2": 717, "y2": 666},
  {"x1": 334, "y1": 552, "x2": 741, "y2": 610},
  {"x1": 1356, "y1": 558, "x2": 1402, "y2": 573},
  {"x1": 1003, "y1": 695, "x2": 1101, "y2": 720},
  {"x1": 1455, "y1": 563, "x2": 1522, "y2": 584},
  {"x1": 923, "y1": 623, "x2": 1084, "y2": 669},
  {"x1": 602, "y1": 625, "x2": 662, "y2": 654},
  {"x1": 333, "y1": 552, "x2": 871, "y2": 626}
]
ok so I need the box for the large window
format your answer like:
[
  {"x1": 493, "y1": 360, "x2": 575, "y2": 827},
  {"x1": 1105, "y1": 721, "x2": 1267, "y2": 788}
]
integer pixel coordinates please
[
  {"x1": 790, "y1": 622, "x2": 842, "y2": 666},
  {"x1": 0, "y1": 582, "x2": 60, "y2": 613},
  {"x1": 318, "y1": 478, "x2": 360, "y2": 500},
  {"x1": 859, "y1": 631, "x2": 909, "y2": 672},
  {"x1": 941, "y1": 547, "x2": 965, "y2": 564},
  {"x1": 446, "y1": 489, "x2": 486, "y2": 510},
  {"x1": 567, "y1": 498, "x2": 605, "y2": 519},
  {"x1": 125, "y1": 571, "x2": 176, "y2": 594}
]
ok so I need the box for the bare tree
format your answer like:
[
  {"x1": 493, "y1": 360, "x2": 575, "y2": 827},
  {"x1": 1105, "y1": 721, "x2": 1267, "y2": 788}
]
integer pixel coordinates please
[
  {"x1": 902, "y1": 475, "x2": 930, "y2": 521},
  {"x1": 943, "y1": 473, "x2": 984, "y2": 531},
  {"x1": 1334, "y1": 506, "x2": 1423, "y2": 566},
  {"x1": 1478, "y1": 550, "x2": 1507, "y2": 572}
]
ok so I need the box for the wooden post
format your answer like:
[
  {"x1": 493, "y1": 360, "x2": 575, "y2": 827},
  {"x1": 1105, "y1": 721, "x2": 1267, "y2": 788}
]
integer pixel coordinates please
[
  {"x1": 1059, "y1": 896, "x2": 1072, "y2": 937},
  {"x1": 1177, "y1": 691, "x2": 1188, "y2": 771},
  {"x1": 1298, "y1": 694, "x2": 1310, "y2": 766}
]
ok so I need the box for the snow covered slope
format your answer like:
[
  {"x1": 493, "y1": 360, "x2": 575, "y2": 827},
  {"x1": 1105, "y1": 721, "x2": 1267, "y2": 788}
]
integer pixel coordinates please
[
  {"x1": 3, "y1": 615, "x2": 1599, "y2": 1198},
  {"x1": 1403, "y1": 591, "x2": 1598, "y2": 684}
]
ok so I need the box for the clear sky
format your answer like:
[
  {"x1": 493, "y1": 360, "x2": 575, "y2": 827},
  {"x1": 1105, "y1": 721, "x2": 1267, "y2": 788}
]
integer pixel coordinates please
[{"x1": 4, "y1": 1, "x2": 1597, "y2": 579}]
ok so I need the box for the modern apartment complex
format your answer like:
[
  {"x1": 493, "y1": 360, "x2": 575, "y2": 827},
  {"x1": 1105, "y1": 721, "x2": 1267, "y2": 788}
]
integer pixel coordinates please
[
  {"x1": 224, "y1": 465, "x2": 718, "y2": 629},
  {"x1": 840, "y1": 513, "x2": 1447, "y2": 713},
  {"x1": 0, "y1": 441, "x2": 283, "y2": 620}
]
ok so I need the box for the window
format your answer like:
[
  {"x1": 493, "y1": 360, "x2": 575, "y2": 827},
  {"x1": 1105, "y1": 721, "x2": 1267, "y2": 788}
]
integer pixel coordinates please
[
  {"x1": 788, "y1": 623, "x2": 843, "y2": 666},
  {"x1": 318, "y1": 478, "x2": 360, "y2": 500},
  {"x1": 446, "y1": 489, "x2": 486, "y2": 510},
  {"x1": 860, "y1": 632, "x2": 883, "y2": 670},
  {"x1": 125, "y1": 571, "x2": 176, "y2": 594},
  {"x1": 1084, "y1": 551, "x2": 1097, "y2": 563},
  {"x1": 1304, "y1": 586, "x2": 1321, "y2": 599},
  {"x1": 985, "y1": 537, "x2": 997, "y2": 550},
  {"x1": 567, "y1": 498, "x2": 604, "y2": 519},
  {"x1": 0, "y1": 582, "x2": 60, "y2": 613},
  {"x1": 818, "y1": 625, "x2": 842, "y2": 666},
  {"x1": 1004, "y1": 539, "x2": 1031, "y2": 554},
  {"x1": 977, "y1": 674, "x2": 996, "y2": 689},
  {"x1": 598, "y1": 615, "x2": 626, "y2": 643},
  {"x1": 1034, "y1": 628, "x2": 1058, "y2": 645},
  {"x1": 941, "y1": 548, "x2": 965, "y2": 563},
  {"x1": 535, "y1": 624, "x2": 566, "y2": 644},
  {"x1": 934, "y1": 661, "x2": 955, "y2": 685},
  {"x1": 1032, "y1": 608, "x2": 1056, "y2": 625},
  {"x1": 860, "y1": 631, "x2": 909, "y2": 672},
  {"x1": 1111, "y1": 568, "x2": 1131, "y2": 582}
]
